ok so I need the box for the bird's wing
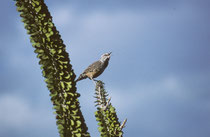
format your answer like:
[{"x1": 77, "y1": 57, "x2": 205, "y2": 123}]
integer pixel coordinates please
[{"x1": 83, "y1": 61, "x2": 101, "y2": 74}]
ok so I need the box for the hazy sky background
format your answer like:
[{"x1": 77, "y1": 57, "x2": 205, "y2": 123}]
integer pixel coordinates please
[{"x1": 1, "y1": 0, "x2": 210, "y2": 137}]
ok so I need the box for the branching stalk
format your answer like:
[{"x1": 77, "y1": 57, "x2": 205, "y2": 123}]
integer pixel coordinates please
[{"x1": 94, "y1": 80, "x2": 126, "y2": 137}]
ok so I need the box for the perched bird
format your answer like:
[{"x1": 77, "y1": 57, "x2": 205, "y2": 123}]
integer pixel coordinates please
[{"x1": 76, "y1": 52, "x2": 112, "y2": 82}]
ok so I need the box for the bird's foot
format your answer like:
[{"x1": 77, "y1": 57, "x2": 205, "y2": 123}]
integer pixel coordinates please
[
  {"x1": 93, "y1": 79, "x2": 99, "y2": 82},
  {"x1": 91, "y1": 78, "x2": 97, "y2": 86}
]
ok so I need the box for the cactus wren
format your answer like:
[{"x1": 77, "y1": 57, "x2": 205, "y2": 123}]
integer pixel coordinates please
[{"x1": 76, "y1": 52, "x2": 112, "y2": 82}]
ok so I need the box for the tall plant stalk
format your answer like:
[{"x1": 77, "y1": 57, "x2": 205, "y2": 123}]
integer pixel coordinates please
[{"x1": 14, "y1": 0, "x2": 90, "y2": 136}]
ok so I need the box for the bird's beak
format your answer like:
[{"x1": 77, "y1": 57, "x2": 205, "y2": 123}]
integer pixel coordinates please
[{"x1": 107, "y1": 52, "x2": 112, "y2": 58}]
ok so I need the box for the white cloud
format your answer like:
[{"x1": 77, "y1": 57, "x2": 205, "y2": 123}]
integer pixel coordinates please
[
  {"x1": 109, "y1": 75, "x2": 186, "y2": 112},
  {"x1": 52, "y1": 8, "x2": 74, "y2": 28},
  {"x1": 0, "y1": 94, "x2": 55, "y2": 130},
  {"x1": 49, "y1": 4, "x2": 199, "y2": 62},
  {"x1": 0, "y1": 95, "x2": 32, "y2": 128}
]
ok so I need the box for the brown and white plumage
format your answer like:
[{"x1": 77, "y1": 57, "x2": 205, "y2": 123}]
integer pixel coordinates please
[{"x1": 76, "y1": 52, "x2": 111, "y2": 82}]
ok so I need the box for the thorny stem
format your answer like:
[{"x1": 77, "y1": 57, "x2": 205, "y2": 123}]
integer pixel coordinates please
[
  {"x1": 120, "y1": 119, "x2": 127, "y2": 129},
  {"x1": 103, "y1": 97, "x2": 111, "y2": 110}
]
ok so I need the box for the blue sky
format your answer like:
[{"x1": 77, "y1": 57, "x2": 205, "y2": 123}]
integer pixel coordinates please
[{"x1": 1, "y1": 0, "x2": 210, "y2": 137}]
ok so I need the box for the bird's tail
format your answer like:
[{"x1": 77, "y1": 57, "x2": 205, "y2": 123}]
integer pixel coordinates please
[{"x1": 75, "y1": 74, "x2": 87, "y2": 82}]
